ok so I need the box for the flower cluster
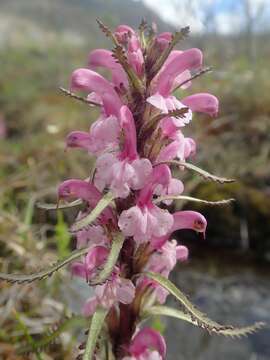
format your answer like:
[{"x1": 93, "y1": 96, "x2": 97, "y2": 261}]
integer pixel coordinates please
[{"x1": 58, "y1": 21, "x2": 217, "y2": 359}]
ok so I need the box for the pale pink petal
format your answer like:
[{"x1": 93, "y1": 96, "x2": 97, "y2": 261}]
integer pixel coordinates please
[
  {"x1": 116, "y1": 278, "x2": 136, "y2": 304},
  {"x1": 118, "y1": 206, "x2": 145, "y2": 237},
  {"x1": 184, "y1": 137, "x2": 196, "y2": 158},
  {"x1": 173, "y1": 69, "x2": 192, "y2": 90},
  {"x1": 176, "y1": 245, "x2": 189, "y2": 261},
  {"x1": 150, "y1": 206, "x2": 174, "y2": 238},
  {"x1": 95, "y1": 153, "x2": 118, "y2": 192},
  {"x1": 147, "y1": 93, "x2": 169, "y2": 113},
  {"x1": 130, "y1": 158, "x2": 153, "y2": 190}
]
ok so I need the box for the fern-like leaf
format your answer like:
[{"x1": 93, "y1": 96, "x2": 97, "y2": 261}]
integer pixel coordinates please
[
  {"x1": 83, "y1": 307, "x2": 108, "y2": 360},
  {"x1": 89, "y1": 232, "x2": 125, "y2": 285},
  {"x1": 159, "y1": 160, "x2": 235, "y2": 183},
  {"x1": 143, "y1": 305, "x2": 265, "y2": 338},
  {"x1": 0, "y1": 247, "x2": 89, "y2": 284},
  {"x1": 144, "y1": 272, "x2": 265, "y2": 335}
]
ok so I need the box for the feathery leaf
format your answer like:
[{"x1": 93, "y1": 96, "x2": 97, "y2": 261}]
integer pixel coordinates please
[
  {"x1": 144, "y1": 272, "x2": 264, "y2": 335},
  {"x1": 143, "y1": 305, "x2": 265, "y2": 338},
  {"x1": 0, "y1": 247, "x2": 89, "y2": 284}
]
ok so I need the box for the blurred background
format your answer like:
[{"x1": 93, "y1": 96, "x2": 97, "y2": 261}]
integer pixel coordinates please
[{"x1": 0, "y1": 0, "x2": 269, "y2": 359}]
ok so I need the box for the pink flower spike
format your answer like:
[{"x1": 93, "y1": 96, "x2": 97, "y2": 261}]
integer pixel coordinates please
[
  {"x1": 156, "y1": 49, "x2": 203, "y2": 97},
  {"x1": 129, "y1": 328, "x2": 166, "y2": 359},
  {"x1": 182, "y1": 93, "x2": 219, "y2": 117},
  {"x1": 70, "y1": 68, "x2": 122, "y2": 116},
  {"x1": 88, "y1": 49, "x2": 128, "y2": 88}
]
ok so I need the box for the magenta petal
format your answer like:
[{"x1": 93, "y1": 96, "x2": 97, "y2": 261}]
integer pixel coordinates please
[
  {"x1": 66, "y1": 131, "x2": 92, "y2": 151},
  {"x1": 71, "y1": 262, "x2": 87, "y2": 279},
  {"x1": 172, "y1": 210, "x2": 207, "y2": 234},
  {"x1": 130, "y1": 327, "x2": 166, "y2": 358},
  {"x1": 120, "y1": 105, "x2": 138, "y2": 160},
  {"x1": 182, "y1": 93, "x2": 219, "y2": 117},
  {"x1": 70, "y1": 68, "x2": 122, "y2": 116},
  {"x1": 157, "y1": 49, "x2": 203, "y2": 96}
]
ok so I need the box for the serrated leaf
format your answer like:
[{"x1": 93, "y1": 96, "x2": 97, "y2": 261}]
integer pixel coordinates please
[
  {"x1": 143, "y1": 305, "x2": 265, "y2": 338},
  {"x1": 0, "y1": 247, "x2": 89, "y2": 284},
  {"x1": 144, "y1": 272, "x2": 265, "y2": 336},
  {"x1": 154, "y1": 195, "x2": 235, "y2": 206},
  {"x1": 89, "y1": 232, "x2": 125, "y2": 285},
  {"x1": 71, "y1": 192, "x2": 114, "y2": 232},
  {"x1": 160, "y1": 160, "x2": 235, "y2": 183},
  {"x1": 83, "y1": 307, "x2": 108, "y2": 360}
]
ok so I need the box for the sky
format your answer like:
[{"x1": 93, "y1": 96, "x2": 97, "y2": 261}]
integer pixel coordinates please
[{"x1": 141, "y1": 0, "x2": 270, "y2": 34}]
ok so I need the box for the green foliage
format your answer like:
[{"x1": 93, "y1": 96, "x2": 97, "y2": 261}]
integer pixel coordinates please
[{"x1": 55, "y1": 211, "x2": 71, "y2": 258}]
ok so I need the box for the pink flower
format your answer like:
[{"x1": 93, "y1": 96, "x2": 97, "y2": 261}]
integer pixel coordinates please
[
  {"x1": 70, "y1": 68, "x2": 122, "y2": 116},
  {"x1": 88, "y1": 48, "x2": 128, "y2": 89},
  {"x1": 71, "y1": 246, "x2": 109, "y2": 281},
  {"x1": 83, "y1": 270, "x2": 135, "y2": 316},
  {"x1": 154, "y1": 49, "x2": 203, "y2": 97},
  {"x1": 142, "y1": 240, "x2": 188, "y2": 304},
  {"x1": 94, "y1": 106, "x2": 152, "y2": 198},
  {"x1": 57, "y1": 179, "x2": 116, "y2": 226},
  {"x1": 76, "y1": 225, "x2": 108, "y2": 249},
  {"x1": 123, "y1": 327, "x2": 166, "y2": 360},
  {"x1": 151, "y1": 210, "x2": 207, "y2": 249},
  {"x1": 66, "y1": 114, "x2": 120, "y2": 155},
  {"x1": 114, "y1": 24, "x2": 144, "y2": 76},
  {"x1": 118, "y1": 165, "x2": 174, "y2": 242}
]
